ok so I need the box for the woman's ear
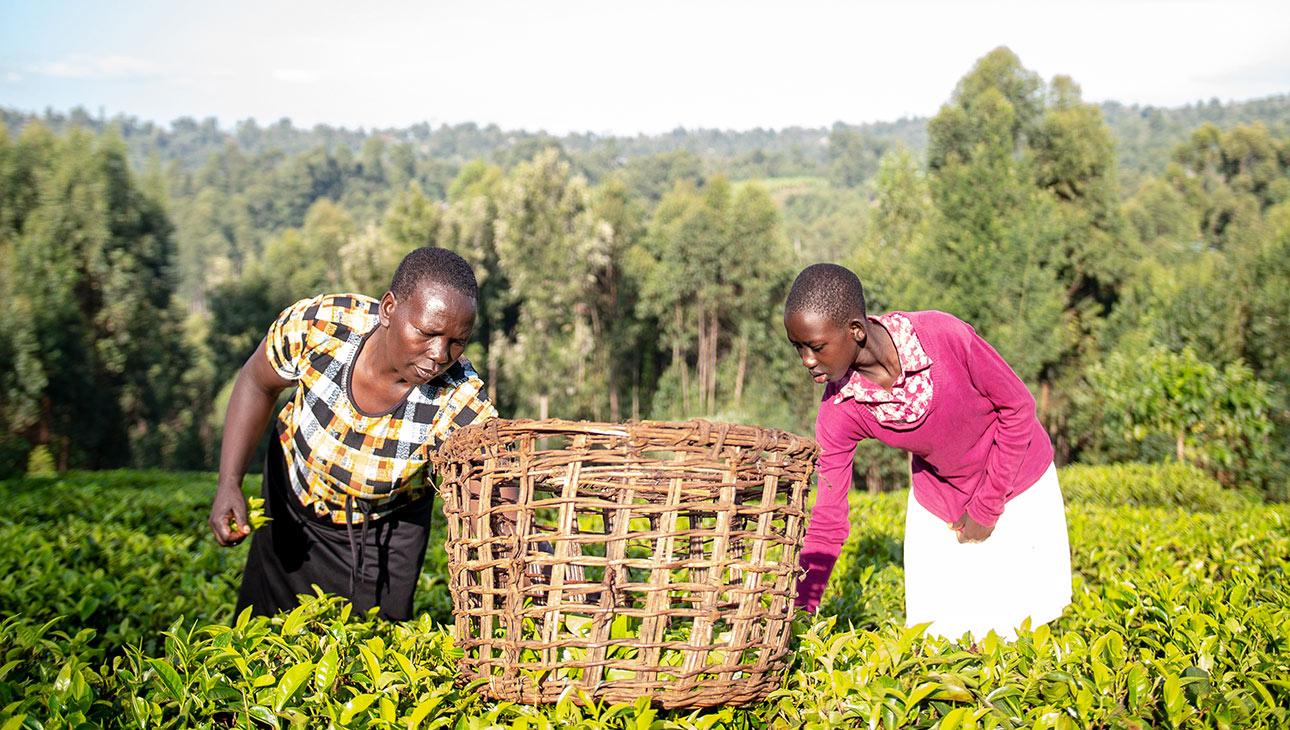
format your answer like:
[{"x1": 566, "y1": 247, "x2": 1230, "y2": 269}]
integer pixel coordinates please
[
  {"x1": 378, "y1": 291, "x2": 397, "y2": 327},
  {"x1": 848, "y1": 318, "x2": 867, "y2": 346}
]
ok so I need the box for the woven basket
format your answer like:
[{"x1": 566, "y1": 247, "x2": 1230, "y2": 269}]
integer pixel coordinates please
[{"x1": 431, "y1": 418, "x2": 818, "y2": 708}]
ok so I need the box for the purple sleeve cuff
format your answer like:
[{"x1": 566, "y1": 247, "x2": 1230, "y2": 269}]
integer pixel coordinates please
[
  {"x1": 794, "y1": 547, "x2": 840, "y2": 612},
  {"x1": 964, "y1": 490, "x2": 1004, "y2": 528}
]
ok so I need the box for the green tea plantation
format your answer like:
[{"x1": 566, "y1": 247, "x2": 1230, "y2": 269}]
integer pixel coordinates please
[{"x1": 1, "y1": 465, "x2": 1287, "y2": 728}]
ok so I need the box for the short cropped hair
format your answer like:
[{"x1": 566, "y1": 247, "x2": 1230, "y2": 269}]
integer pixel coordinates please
[
  {"x1": 389, "y1": 247, "x2": 479, "y2": 302},
  {"x1": 785, "y1": 263, "x2": 866, "y2": 326}
]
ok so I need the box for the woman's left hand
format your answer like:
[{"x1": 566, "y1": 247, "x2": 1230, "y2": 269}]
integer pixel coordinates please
[{"x1": 950, "y1": 513, "x2": 995, "y2": 543}]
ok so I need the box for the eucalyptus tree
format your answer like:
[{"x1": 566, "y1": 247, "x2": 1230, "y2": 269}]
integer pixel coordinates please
[
  {"x1": 633, "y1": 177, "x2": 791, "y2": 419},
  {"x1": 919, "y1": 48, "x2": 1067, "y2": 387},
  {"x1": 493, "y1": 149, "x2": 613, "y2": 419},
  {"x1": 0, "y1": 124, "x2": 189, "y2": 468}
]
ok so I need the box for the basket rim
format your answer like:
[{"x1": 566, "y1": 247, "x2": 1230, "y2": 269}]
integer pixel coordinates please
[{"x1": 432, "y1": 417, "x2": 818, "y2": 465}]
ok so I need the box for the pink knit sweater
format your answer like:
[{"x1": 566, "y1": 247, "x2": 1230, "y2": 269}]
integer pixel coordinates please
[{"x1": 796, "y1": 310, "x2": 1053, "y2": 612}]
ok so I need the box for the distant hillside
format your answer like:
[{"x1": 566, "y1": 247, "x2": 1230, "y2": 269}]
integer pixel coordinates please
[
  {"x1": 4, "y1": 94, "x2": 1288, "y2": 184},
  {"x1": 1101, "y1": 95, "x2": 1290, "y2": 179}
]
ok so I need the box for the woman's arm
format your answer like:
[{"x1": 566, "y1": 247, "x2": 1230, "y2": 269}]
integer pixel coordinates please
[
  {"x1": 796, "y1": 404, "x2": 864, "y2": 612},
  {"x1": 961, "y1": 326, "x2": 1040, "y2": 532},
  {"x1": 208, "y1": 337, "x2": 293, "y2": 546}
]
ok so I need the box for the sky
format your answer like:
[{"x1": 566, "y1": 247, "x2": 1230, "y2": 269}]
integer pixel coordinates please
[{"x1": 1, "y1": 0, "x2": 1288, "y2": 135}]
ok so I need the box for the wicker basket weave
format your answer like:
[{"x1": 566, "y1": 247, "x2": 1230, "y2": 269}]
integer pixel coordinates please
[{"x1": 431, "y1": 418, "x2": 819, "y2": 708}]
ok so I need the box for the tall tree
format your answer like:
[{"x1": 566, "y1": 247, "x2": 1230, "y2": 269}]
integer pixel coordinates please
[
  {"x1": 920, "y1": 48, "x2": 1067, "y2": 385},
  {"x1": 1027, "y1": 75, "x2": 1134, "y2": 439},
  {"x1": 257, "y1": 198, "x2": 353, "y2": 304},
  {"x1": 437, "y1": 162, "x2": 506, "y2": 400},
  {"x1": 0, "y1": 125, "x2": 188, "y2": 468},
  {"x1": 634, "y1": 180, "x2": 719, "y2": 417},
  {"x1": 634, "y1": 177, "x2": 792, "y2": 419},
  {"x1": 853, "y1": 147, "x2": 932, "y2": 312},
  {"x1": 724, "y1": 183, "x2": 791, "y2": 409},
  {"x1": 339, "y1": 223, "x2": 397, "y2": 298},
  {"x1": 492, "y1": 149, "x2": 612, "y2": 419},
  {"x1": 588, "y1": 176, "x2": 649, "y2": 421}
]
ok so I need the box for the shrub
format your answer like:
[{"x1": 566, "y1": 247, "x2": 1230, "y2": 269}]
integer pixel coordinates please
[
  {"x1": 1058, "y1": 461, "x2": 1257, "y2": 511},
  {"x1": 24, "y1": 445, "x2": 56, "y2": 477},
  {"x1": 2, "y1": 472, "x2": 1289, "y2": 727},
  {"x1": 1077, "y1": 346, "x2": 1278, "y2": 494}
]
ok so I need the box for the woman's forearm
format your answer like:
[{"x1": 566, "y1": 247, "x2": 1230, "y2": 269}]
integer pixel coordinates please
[{"x1": 218, "y1": 340, "x2": 290, "y2": 492}]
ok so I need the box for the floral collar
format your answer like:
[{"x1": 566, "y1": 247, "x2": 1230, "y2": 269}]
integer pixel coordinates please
[{"x1": 833, "y1": 312, "x2": 934, "y2": 424}]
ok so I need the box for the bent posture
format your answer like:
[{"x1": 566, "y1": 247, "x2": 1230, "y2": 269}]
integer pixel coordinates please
[
  {"x1": 208, "y1": 247, "x2": 495, "y2": 620},
  {"x1": 784, "y1": 263, "x2": 1071, "y2": 640}
]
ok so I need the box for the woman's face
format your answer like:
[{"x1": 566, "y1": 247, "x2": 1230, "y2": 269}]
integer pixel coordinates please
[
  {"x1": 784, "y1": 308, "x2": 863, "y2": 385},
  {"x1": 380, "y1": 284, "x2": 477, "y2": 385}
]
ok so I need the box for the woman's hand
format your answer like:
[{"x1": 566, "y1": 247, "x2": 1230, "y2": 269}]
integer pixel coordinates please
[
  {"x1": 210, "y1": 337, "x2": 292, "y2": 547},
  {"x1": 209, "y1": 483, "x2": 252, "y2": 546},
  {"x1": 950, "y1": 513, "x2": 995, "y2": 543}
]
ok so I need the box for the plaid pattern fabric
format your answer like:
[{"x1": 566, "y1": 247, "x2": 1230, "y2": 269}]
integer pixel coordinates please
[{"x1": 265, "y1": 293, "x2": 496, "y2": 525}]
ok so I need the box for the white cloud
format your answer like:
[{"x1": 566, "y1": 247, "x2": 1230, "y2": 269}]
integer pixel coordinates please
[
  {"x1": 272, "y1": 68, "x2": 319, "y2": 84},
  {"x1": 3, "y1": 72, "x2": 22, "y2": 83},
  {"x1": 30, "y1": 54, "x2": 161, "y2": 80}
]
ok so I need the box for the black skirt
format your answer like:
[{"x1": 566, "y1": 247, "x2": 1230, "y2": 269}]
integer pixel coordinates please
[{"x1": 234, "y1": 436, "x2": 433, "y2": 621}]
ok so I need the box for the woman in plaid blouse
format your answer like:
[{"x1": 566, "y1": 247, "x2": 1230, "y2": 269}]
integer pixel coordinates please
[{"x1": 207, "y1": 247, "x2": 496, "y2": 620}]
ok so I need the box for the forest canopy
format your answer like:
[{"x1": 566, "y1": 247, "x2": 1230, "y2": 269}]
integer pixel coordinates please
[{"x1": 2, "y1": 47, "x2": 1287, "y2": 498}]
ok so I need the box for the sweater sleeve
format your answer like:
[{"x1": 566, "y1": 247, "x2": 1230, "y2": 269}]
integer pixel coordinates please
[
  {"x1": 960, "y1": 322, "x2": 1038, "y2": 528},
  {"x1": 795, "y1": 400, "x2": 864, "y2": 612}
]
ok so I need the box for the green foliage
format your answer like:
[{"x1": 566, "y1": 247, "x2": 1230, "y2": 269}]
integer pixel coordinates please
[
  {"x1": 849, "y1": 147, "x2": 930, "y2": 313},
  {"x1": 2, "y1": 49, "x2": 1289, "y2": 491},
  {"x1": 0, "y1": 472, "x2": 250, "y2": 659},
  {"x1": 10, "y1": 94, "x2": 1290, "y2": 191},
  {"x1": 827, "y1": 125, "x2": 888, "y2": 188},
  {"x1": 920, "y1": 54, "x2": 1068, "y2": 384},
  {"x1": 1168, "y1": 122, "x2": 1290, "y2": 250},
  {"x1": 23, "y1": 445, "x2": 56, "y2": 477},
  {"x1": 3, "y1": 472, "x2": 1290, "y2": 727},
  {"x1": 258, "y1": 198, "x2": 353, "y2": 304},
  {"x1": 617, "y1": 150, "x2": 704, "y2": 202},
  {"x1": 633, "y1": 176, "x2": 792, "y2": 422},
  {"x1": 1057, "y1": 462, "x2": 1256, "y2": 511},
  {"x1": 1077, "y1": 346, "x2": 1276, "y2": 491},
  {"x1": 0, "y1": 435, "x2": 30, "y2": 480},
  {"x1": 492, "y1": 148, "x2": 613, "y2": 419},
  {"x1": 850, "y1": 440, "x2": 914, "y2": 496},
  {"x1": 0, "y1": 123, "x2": 195, "y2": 470}
]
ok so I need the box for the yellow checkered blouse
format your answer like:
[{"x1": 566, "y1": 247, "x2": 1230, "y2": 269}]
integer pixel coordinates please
[{"x1": 265, "y1": 293, "x2": 496, "y2": 525}]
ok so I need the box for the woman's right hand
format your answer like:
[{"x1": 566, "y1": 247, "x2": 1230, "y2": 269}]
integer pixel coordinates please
[
  {"x1": 210, "y1": 337, "x2": 292, "y2": 547},
  {"x1": 209, "y1": 484, "x2": 252, "y2": 546}
]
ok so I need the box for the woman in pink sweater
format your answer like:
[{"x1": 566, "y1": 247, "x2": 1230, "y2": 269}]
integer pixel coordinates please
[{"x1": 783, "y1": 263, "x2": 1071, "y2": 641}]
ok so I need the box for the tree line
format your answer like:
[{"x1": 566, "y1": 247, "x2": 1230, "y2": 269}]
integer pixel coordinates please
[
  {"x1": 5, "y1": 90, "x2": 1287, "y2": 187},
  {"x1": 1, "y1": 48, "x2": 1286, "y2": 498}
]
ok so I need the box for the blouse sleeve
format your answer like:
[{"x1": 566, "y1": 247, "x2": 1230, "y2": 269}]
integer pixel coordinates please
[
  {"x1": 422, "y1": 361, "x2": 498, "y2": 490},
  {"x1": 441, "y1": 359, "x2": 497, "y2": 433},
  {"x1": 263, "y1": 296, "x2": 325, "y2": 381}
]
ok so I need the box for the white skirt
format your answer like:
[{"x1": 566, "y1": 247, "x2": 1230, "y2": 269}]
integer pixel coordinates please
[{"x1": 904, "y1": 463, "x2": 1072, "y2": 641}]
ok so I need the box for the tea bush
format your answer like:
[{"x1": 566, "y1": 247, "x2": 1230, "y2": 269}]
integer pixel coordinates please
[
  {"x1": 1, "y1": 469, "x2": 1288, "y2": 727},
  {"x1": 0, "y1": 471, "x2": 455, "y2": 660},
  {"x1": 1058, "y1": 462, "x2": 1257, "y2": 511}
]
